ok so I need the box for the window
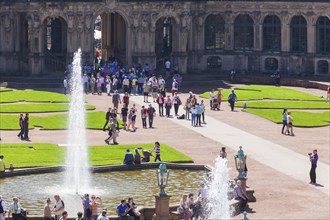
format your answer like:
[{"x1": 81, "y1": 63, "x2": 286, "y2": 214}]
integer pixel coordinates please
[
  {"x1": 205, "y1": 15, "x2": 225, "y2": 50},
  {"x1": 234, "y1": 15, "x2": 254, "y2": 51},
  {"x1": 290, "y1": 16, "x2": 307, "y2": 53},
  {"x1": 316, "y1": 16, "x2": 330, "y2": 54},
  {"x1": 317, "y1": 60, "x2": 329, "y2": 74},
  {"x1": 207, "y1": 56, "x2": 222, "y2": 68},
  {"x1": 263, "y1": 15, "x2": 281, "y2": 52},
  {"x1": 265, "y1": 58, "x2": 279, "y2": 71}
]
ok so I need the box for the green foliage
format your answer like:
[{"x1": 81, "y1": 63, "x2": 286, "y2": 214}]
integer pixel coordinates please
[
  {"x1": 0, "y1": 103, "x2": 95, "y2": 113},
  {"x1": 0, "y1": 112, "x2": 123, "y2": 130},
  {"x1": 236, "y1": 101, "x2": 330, "y2": 109},
  {"x1": 0, "y1": 143, "x2": 193, "y2": 168},
  {"x1": 200, "y1": 85, "x2": 325, "y2": 101},
  {"x1": 243, "y1": 109, "x2": 330, "y2": 127},
  {"x1": 0, "y1": 90, "x2": 69, "y2": 103}
]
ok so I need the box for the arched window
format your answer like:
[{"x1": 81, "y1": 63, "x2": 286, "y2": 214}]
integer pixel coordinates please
[
  {"x1": 234, "y1": 15, "x2": 254, "y2": 51},
  {"x1": 205, "y1": 15, "x2": 225, "y2": 50},
  {"x1": 46, "y1": 18, "x2": 63, "y2": 53},
  {"x1": 290, "y1": 15, "x2": 307, "y2": 53},
  {"x1": 264, "y1": 58, "x2": 279, "y2": 71},
  {"x1": 263, "y1": 15, "x2": 281, "y2": 52},
  {"x1": 316, "y1": 16, "x2": 330, "y2": 54},
  {"x1": 317, "y1": 60, "x2": 329, "y2": 74}
]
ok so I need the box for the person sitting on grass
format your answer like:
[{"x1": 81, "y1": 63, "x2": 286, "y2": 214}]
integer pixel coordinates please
[
  {"x1": 123, "y1": 149, "x2": 134, "y2": 165},
  {"x1": 141, "y1": 149, "x2": 154, "y2": 162}
]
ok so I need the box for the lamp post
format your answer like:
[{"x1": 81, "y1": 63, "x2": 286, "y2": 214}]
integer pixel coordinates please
[
  {"x1": 153, "y1": 162, "x2": 171, "y2": 220},
  {"x1": 156, "y1": 162, "x2": 170, "y2": 196}
]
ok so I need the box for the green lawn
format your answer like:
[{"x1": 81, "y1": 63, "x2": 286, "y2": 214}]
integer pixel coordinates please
[
  {"x1": 0, "y1": 87, "x2": 13, "y2": 92},
  {"x1": 0, "y1": 103, "x2": 96, "y2": 113},
  {"x1": 0, "y1": 112, "x2": 122, "y2": 130},
  {"x1": 0, "y1": 90, "x2": 69, "y2": 103},
  {"x1": 243, "y1": 109, "x2": 330, "y2": 127},
  {"x1": 200, "y1": 85, "x2": 325, "y2": 101},
  {"x1": 0, "y1": 143, "x2": 193, "y2": 168},
  {"x1": 236, "y1": 101, "x2": 330, "y2": 109}
]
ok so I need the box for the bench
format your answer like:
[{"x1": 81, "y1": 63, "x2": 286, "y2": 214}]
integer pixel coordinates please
[{"x1": 171, "y1": 211, "x2": 184, "y2": 220}]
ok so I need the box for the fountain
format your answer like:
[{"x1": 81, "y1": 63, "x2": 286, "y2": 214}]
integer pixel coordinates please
[
  {"x1": 206, "y1": 156, "x2": 231, "y2": 219},
  {"x1": 65, "y1": 48, "x2": 90, "y2": 193}
]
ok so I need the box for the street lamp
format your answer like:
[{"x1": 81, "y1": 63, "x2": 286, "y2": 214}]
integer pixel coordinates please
[
  {"x1": 156, "y1": 161, "x2": 169, "y2": 196},
  {"x1": 234, "y1": 146, "x2": 247, "y2": 179}
]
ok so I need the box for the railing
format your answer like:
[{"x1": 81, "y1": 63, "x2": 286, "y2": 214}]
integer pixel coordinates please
[{"x1": 45, "y1": 51, "x2": 66, "y2": 72}]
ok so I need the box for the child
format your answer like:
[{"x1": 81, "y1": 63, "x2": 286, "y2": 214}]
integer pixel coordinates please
[
  {"x1": 191, "y1": 107, "x2": 196, "y2": 126},
  {"x1": 153, "y1": 141, "x2": 161, "y2": 162}
]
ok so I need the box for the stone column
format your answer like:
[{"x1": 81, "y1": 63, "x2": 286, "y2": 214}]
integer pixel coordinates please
[
  {"x1": 281, "y1": 12, "x2": 290, "y2": 53},
  {"x1": 307, "y1": 16, "x2": 316, "y2": 54},
  {"x1": 152, "y1": 195, "x2": 172, "y2": 220}
]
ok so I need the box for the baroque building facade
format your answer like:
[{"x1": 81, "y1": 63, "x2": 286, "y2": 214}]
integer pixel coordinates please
[{"x1": 0, "y1": 0, "x2": 329, "y2": 76}]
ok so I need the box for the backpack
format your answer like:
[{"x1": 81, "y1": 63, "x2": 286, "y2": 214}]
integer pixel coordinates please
[{"x1": 0, "y1": 199, "x2": 3, "y2": 213}]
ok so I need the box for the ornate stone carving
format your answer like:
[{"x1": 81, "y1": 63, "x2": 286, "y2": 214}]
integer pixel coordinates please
[
  {"x1": 2, "y1": 13, "x2": 13, "y2": 32},
  {"x1": 85, "y1": 13, "x2": 94, "y2": 31},
  {"x1": 67, "y1": 12, "x2": 75, "y2": 33},
  {"x1": 141, "y1": 12, "x2": 150, "y2": 32}
]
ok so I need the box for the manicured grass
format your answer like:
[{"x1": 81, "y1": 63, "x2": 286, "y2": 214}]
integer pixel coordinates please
[
  {"x1": 0, "y1": 90, "x2": 69, "y2": 103},
  {"x1": 0, "y1": 112, "x2": 122, "y2": 130},
  {"x1": 0, "y1": 87, "x2": 13, "y2": 92},
  {"x1": 243, "y1": 109, "x2": 330, "y2": 127},
  {"x1": 0, "y1": 103, "x2": 96, "y2": 113},
  {"x1": 200, "y1": 85, "x2": 325, "y2": 101},
  {"x1": 0, "y1": 143, "x2": 193, "y2": 168},
  {"x1": 236, "y1": 101, "x2": 330, "y2": 109}
]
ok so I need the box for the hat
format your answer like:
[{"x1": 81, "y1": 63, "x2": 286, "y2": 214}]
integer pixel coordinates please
[{"x1": 102, "y1": 210, "x2": 107, "y2": 214}]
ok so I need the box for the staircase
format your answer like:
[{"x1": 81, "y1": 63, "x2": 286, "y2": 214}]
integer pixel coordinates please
[{"x1": 0, "y1": 75, "x2": 63, "y2": 90}]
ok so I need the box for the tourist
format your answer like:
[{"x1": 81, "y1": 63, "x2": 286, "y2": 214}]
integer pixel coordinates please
[
  {"x1": 153, "y1": 142, "x2": 161, "y2": 162},
  {"x1": 234, "y1": 180, "x2": 249, "y2": 212},
  {"x1": 82, "y1": 194, "x2": 92, "y2": 220},
  {"x1": 76, "y1": 212, "x2": 83, "y2": 220},
  {"x1": 140, "y1": 106, "x2": 147, "y2": 129},
  {"x1": 59, "y1": 211, "x2": 68, "y2": 220},
  {"x1": 286, "y1": 112, "x2": 294, "y2": 136},
  {"x1": 143, "y1": 82, "x2": 149, "y2": 103},
  {"x1": 220, "y1": 147, "x2": 227, "y2": 159},
  {"x1": 209, "y1": 89, "x2": 216, "y2": 109},
  {"x1": 134, "y1": 148, "x2": 141, "y2": 165},
  {"x1": 17, "y1": 113, "x2": 24, "y2": 140},
  {"x1": 90, "y1": 75, "x2": 96, "y2": 95},
  {"x1": 171, "y1": 79, "x2": 179, "y2": 96},
  {"x1": 132, "y1": 104, "x2": 137, "y2": 131},
  {"x1": 191, "y1": 95, "x2": 197, "y2": 107},
  {"x1": 120, "y1": 105, "x2": 128, "y2": 131},
  {"x1": 53, "y1": 195, "x2": 65, "y2": 220},
  {"x1": 90, "y1": 195, "x2": 102, "y2": 220},
  {"x1": 159, "y1": 84, "x2": 166, "y2": 98},
  {"x1": 326, "y1": 84, "x2": 330, "y2": 102},
  {"x1": 105, "y1": 76, "x2": 111, "y2": 96},
  {"x1": 112, "y1": 76, "x2": 118, "y2": 92},
  {"x1": 281, "y1": 109, "x2": 288, "y2": 135},
  {"x1": 23, "y1": 113, "x2": 29, "y2": 141},
  {"x1": 165, "y1": 60, "x2": 171, "y2": 76},
  {"x1": 63, "y1": 77, "x2": 68, "y2": 95},
  {"x1": 142, "y1": 149, "x2": 153, "y2": 162},
  {"x1": 147, "y1": 104, "x2": 156, "y2": 128},
  {"x1": 105, "y1": 119, "x2": 119, "y2": 145},
  {"x1": 112, "y1": 90, "x2": 121, "y2": 110},
  {"x1": 164, "y1": 96, "x2": 172, "y2": 117},
  {"x1": 96, "y1": 76, "x2": 102, "y2": 95},
  {"x1": 44, "y1": 198, "x2": 52, "y2": 220},
  {"x1": 96, "y1": 210, "x2": 107, "y2": 220},
  {"x1": 103, "y1": 108, "x2": 111, "y2": 131},
  {"x1": 127, "y1": 198, "x2": 140, "y2": 220},
  {"x1": 179, "y1": 195, "x2": 191, "y2": 220},
  {"x1": 131, "y1": 77, "x2": 137, "y2": 95},
  {"x1": 183, "y1": 98, "x2": 191, "y2": 120},
  {"x1": 173, "y1": 93, "x2": 181, "y2": 116},
  {"x1": 8, "y1": 197, "x2": 25, "y2": 220},
  {"x1": 228, "y1": 90, "x2": 237, "y2": 111},
  {"x1": 156, "y1": 94, "x2": 164, "y2": 117},
  {"x1": 200, "y1": 183, "x2": 208, "y2": 205},
  {"x1": 137, "y1": 76, "x2": 144, "y2": 95},
  {"x1": 116, "y1": 200, "x2": 129, "y2": 220},
  {"x1": 123, "y1": 92, "x2": 130, "y2": 107},
  {"x1": 195, "y1": 103, "x2": 202, "y2": 126},
  {"x1": 0, "y1": 195, "x2": 6, "y2": 220},
  {"x1": 309, "y1": 149, "x2": 318, "y2": 185},
  {"x1": 100, "y1": 75, "x2": 105, "y2": 93},
  {"x1": 122, "y1": 77, "x2": 130, "y2": 94},
  {"x1": 200, "y1": 100, "x2": 206, "y2": 124},
  {"x1": 191, "y1": 106, "x2": 196, "y2": 126},
  {"x1": 123, "y1": 149, "x2": 134, "y2": 165}
]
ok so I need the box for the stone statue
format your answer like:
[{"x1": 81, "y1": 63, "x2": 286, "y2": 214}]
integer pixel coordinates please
[{"x1": 85, "y1": 13, "x2": 93, "y2": 31}]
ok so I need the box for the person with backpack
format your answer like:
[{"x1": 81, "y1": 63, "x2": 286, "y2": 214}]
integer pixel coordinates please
[{"x1": 54, "y1": 195, "x2": 65, "y2": 220}]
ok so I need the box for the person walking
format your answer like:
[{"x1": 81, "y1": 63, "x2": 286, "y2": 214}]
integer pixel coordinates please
[
  {"x1": 217, "y1": 88, "x2": 223, "y2": 110},
  {"x1": 309, "y1": 149, "x2": 318, "y2": 185},
  {"x1": 228, "y1": 90, "x2": 237, "y2": 111},
  {"x1": 112, "y1": 90, "x2": 121, "y2": 110},
  {"x1": 23, "y1": 113, "x2": 29, "y2": 141},
  {"x1": 17, "y1": 113, "x2": 24, "y2": 140},
  {"x1": 147, "y1": 104, "x2": 156, "y2": 128},
  {"x1": 141, "y1": 106, "x2": 147, "y2": 129},
  {"x1": 195, "y1": 103, "x2": 202, "y2": 126},
  {"x1": 173, "y1": 93, "x2": 181, "y2": 116},
  {"x1": 153, "y1": 142, "x2": 161, "y2": 162},
  {"x1": 165, "y1": 96, "x2": 172, "y2": 117},
  {"x1": 156, "y1": 94, "x2": 164, "y2": 116},
  {"x1": 281, "y1": 109, "x2": 288, "y2": 134},
  {"x1": 103, "y1": 108, "x2": 111, "y2": 131},
  {"x1": 286, "y1": 112, "x2": 294, "y2": 136}
]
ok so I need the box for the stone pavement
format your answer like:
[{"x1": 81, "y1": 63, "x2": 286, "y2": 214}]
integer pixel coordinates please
[{"x1": 1, "y1": 85, "x2": 329, "y2": 219}]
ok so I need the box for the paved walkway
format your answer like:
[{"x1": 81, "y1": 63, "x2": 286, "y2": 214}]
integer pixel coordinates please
[{"x1": 130, "y1": 95, "x2": 330, "y2": 195}]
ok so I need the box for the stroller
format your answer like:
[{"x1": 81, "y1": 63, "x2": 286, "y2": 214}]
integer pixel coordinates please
[{"x1": 211, "y1": 98, "x2": 219, "y2": 110}]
